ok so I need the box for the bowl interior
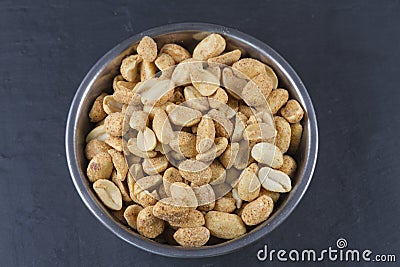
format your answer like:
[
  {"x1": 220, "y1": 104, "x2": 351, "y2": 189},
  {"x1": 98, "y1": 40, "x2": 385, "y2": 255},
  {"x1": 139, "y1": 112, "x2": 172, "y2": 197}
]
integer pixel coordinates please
[{"x1": 67, "y1": 23, "x2": 317, "y2": 258}]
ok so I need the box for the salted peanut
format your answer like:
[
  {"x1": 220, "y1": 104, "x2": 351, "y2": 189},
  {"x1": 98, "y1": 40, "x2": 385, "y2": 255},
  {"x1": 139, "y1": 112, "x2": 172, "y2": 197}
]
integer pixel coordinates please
[
  {"x1": 137, "y1": 206, "x2": 165, "y2": 238},
  {"x1": 85, "y1": 139, "x2": 111, "y2": 160},
  {"x1": 179, "y1": 160, "x2": 212, "y2": 186},
  {"x1": 153, "y1": 197, "x2": 191, "y2": 221},
  {"x1": 207, "y1": 109, "x2": 233, "y2": 138},
  {"x1": 137, "y1": 36, "x2": 158, "y2": 62},
  {"x1": 208, "y1": 49, "x2": 241, "y2": 66},
  {"x1": 135, "y1": 189, "x2": 159, "y2": 207},
  {"x1": 108, "y1": 149, "x2": 128, "y2": 180},
  {"x1": 142, "y1": 156, "x2": 168, "y2": 175},
  {"x1": 232, "y1": 58, "x2": 267, "y2": 79},
  {"x1": 89, "y1": 93, "x2": 107, "y2": 122},
  {"x1": 237, "y1": 163, "x2": 261, "y2": 201},
  {"x1": 87, "y1": 152, "x2": 113, "y2": 182},
  {"x1": 171, "y1": 59, "x2": 202, "y2": 86},
  {"x1": 183, "y1": 86, "x2": 209, "y2": 111},
  {"x1": 209, "y1": 160, "x2": 226, "y2": 185},
  {"x1": 231, "y1": 113, "x2": 247, "y2": 142},
  {"x1": 103, "y1": 95, "x2": 123, "y2": 114},
  {"x1": 163, "y1": 167, "x2": 183, "y2": 196},
  {"x1": 170, "y1": 182, "x2": 198, "y2": 207},
  {"x1": 123, "y1": 204, "x2": 143, "y2": 229},
  {"x1": 111, "y1": 170, "x2": 131, "y2": 202},
  {"x1": 288, "y1": 122, "x2": 303, "y2": 155},
  {"x1": 274, "y1": 116, "x2": 291, "y2": 153},
  {"x1": 259, "y1": 167, "x2": 292, "y2": 193},
  {"x1": 155, "y1": 53, "x2": 175, "y2": 71},
  {"x1": 222, "y1": 68, "x2": 248, "y2": 99},
  {"x1": 205, "y1": 211, "x2": 246, "y2": 239},
  {"x1": 265, "y1": 65, "x2": 278, "y2": 89},
  {"x1": 241, "y1": 195, "x2": 274, "y2": 226},
  {"x1": 105, "y1": 136, "x2": 122, "y2": 152},
  {"x1": 281, "y1": 99, "x2": 304, "y2": 123},
  {"x1": 208, "y1": 87, "x2": 228, "y2": 109},
  {"x1": 104, "y1": 112, "x2": 124, "y2": 137},
  {"x1": 193, "y1": 33, "x2": 226, "y2": 60},
  {"x1": 231, "y1": 188, "x2": 242, "y2": 209},
  {"x1": 169, "y1": 209, "x2": 205, "y2": 228},
  {"x1": 93, "y1": 179, "x2": 122, "y2": 210},
  {"x1": 165, "y1": 103, "x2": 202, "y2": 127},
  {"x1": 233, "y1": 140, "x2": 250, "y2": 170},
  {"x1": 152, "y1": 108, "x2": 175, "y2": 144},
  {"x1": 169, "y1": 131, "x2": 197, "y2": 158},
  {"x1": 137, "y1": 127, "x2": 157, "y2": 152},
  {"x1": 127, "y1": 164, "x2": 144, "y2": 199},
  {"x1": 243, "y1": 123, "x2": 276, "y2": 143},
  {"x1": 173, "y1": 227, "x2": 210, "y2": 247},
  {"x1": 120, "y1": 55, "x2": 142, "y2": 82},
  {"x1": 242, "y1": 73, "x2": 274, "y2": 107},
  {"x1": 259, "y1": 188, "x2": 280, "y2": 203},
  {"x1": 267, "y1": 88, "x2": 289, "y2": 114},
  {"x1": 113, "y1": 86, "x2": 135, "y2": 105},
  {"x1": 140, "y1": 60, "x2": 157, "y2": 81},
  {"x1": 214, "y1": 196, "x2": 236, "y2": 213},
  {"x1": 219, "y1": 143, "x2": 239, "y2": 169},
  {"x1": 196, "y1": 117, "x2": 215, "y2": 153},
  {"x1": 136, "y1": 78, "x2": 175, "y2": 106},
  {"x1": 160, "y1": 43, "x2": 191, "y2": 63},
  {"x1": 192, "y1": 184, "x2": 215, "y2": 210},
  {"x1": 127, "y1": 138, "x2": 157, "y2": 158},
  {"x1": 190, "y1": 68, "x2": 220, "y2": 96},
  {"x1": 129, "y1": 110, "x2": 148, "y2": 131},
  {"x1": 251, "y1": 142, "x2": 283, "y2": 169},
  {"x1": 196, "y1": 137, "x2": 228, "y2": 162},
  {"x1": 86, "y1": 125, "x2": 109, "y2": 143},
  {"x1": 279, "y1": 155, "x2": 297, "y2": 178},
  {"x1": 134, "y1": 175, "x2": 163, "y2": 193}
]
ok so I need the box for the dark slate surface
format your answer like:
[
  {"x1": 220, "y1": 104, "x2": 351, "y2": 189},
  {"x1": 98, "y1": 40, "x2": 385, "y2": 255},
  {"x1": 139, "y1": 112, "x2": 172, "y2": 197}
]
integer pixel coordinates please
[{"x1": 1, "y1": 0, "x2": 399, "y2": 266}]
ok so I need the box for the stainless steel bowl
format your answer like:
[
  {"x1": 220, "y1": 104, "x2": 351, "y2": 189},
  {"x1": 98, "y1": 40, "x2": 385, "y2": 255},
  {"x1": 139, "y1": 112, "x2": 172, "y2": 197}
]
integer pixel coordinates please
[{"x1": 66, "y1": 22, "x2": 318, "y2": 258}]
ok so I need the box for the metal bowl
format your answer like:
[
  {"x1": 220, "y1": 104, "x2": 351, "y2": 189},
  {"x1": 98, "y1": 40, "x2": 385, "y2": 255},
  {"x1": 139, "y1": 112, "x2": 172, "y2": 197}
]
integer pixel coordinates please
[{"x1": 66, "y1": 22, "x2": 318, "y2": 258}]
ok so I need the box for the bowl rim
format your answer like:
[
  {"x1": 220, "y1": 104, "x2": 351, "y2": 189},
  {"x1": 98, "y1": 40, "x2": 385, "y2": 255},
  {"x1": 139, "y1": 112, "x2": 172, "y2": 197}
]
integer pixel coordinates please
[{"x1": 65, "y1": 22, "x2": 318, "y2": 258}]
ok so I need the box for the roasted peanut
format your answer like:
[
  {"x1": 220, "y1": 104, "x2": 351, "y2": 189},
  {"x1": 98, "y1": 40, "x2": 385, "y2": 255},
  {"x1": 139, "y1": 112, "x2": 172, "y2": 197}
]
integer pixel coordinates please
[
  {"x1": 173, "y1": 227, "x2": 210, "y2": 247},
  {"x1": 179, "y1": 160, "x2": 212, "y2": 186},
  {"x1": 87, "y1": 152, "x2": 113, "y2": 182},
  {"x1": 259, "y1": 167, "x2": 292, "y2": 193},
  {"x1": 205, "y1": 211, "x2": 246, "y2": 239},
  {"x1": 136, "y1": 206, "x2": 165, "y2": 238},
  {"x1": 281, "y1": 99, "x2": 304, "y2": 123},
  {"x1": 274, "y1": 116, "x2": 291, "y2": 153},
  {"x1": 193, "y1": 33, "x2": 226, "y2": 60},
  {"x1": 85, "y1": 139, "x2": 111, "y2": 160},
  {"x1": 288, "y1": 122, "x2": 303, "y2": 155},
  {"x1": 104, "y1": 112, "x2": 124, "y2": 136},
  {"x1": 120, "y1": 55, "x2": 142, "y2": 82},
  {"x1": 196, "y1": 116, "x2": 215, "y2": 154},
  {"x1": 241, "y1": 195, "x2": 274, "y2": 226},
  {"x1": 267, "y1": 88, "x2": 289, "y2": 114},
  {"x1": 208, "y1": 49, "x2": 241, "y2": 66},
  {"x1": 232, "y1": 58, "x2": 266, "y2": 79},
  {"x1": 89, "y1": 93, "x2": 107, "y2": 122},
  {"x1": 93, "y1": 179, "x2": 122, "y2": 210},
  {"x1": 108, "y1": 149, "x2": 128, "y2": 180},
  {"x1": 279, "y1": 155, "x2": 297, "y2": 178},
  {"x1": 142, "y1": 155, "x2": 169, "y2": 175},
  {"x1": 251, "y1": 142, "x2": 284, "y2": 169},
  {"x1": 123, "y1": 204, "x2": 143, "y2": 229},
  {"x1": 237, "y1": 163, "x2": 261, "y2": 201},
  {"x1": 137, "y1": 36, "x2": 158, "y2": 62},
  {"x1": 160, "y1": 44, "x2": 191, "y2": 63}
]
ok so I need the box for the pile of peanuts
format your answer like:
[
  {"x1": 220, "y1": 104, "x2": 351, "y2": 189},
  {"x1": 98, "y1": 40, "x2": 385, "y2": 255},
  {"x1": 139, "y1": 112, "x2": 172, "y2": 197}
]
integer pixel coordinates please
[{"x1": 85, "y1": 33, "x2": 304, "y2": 247}]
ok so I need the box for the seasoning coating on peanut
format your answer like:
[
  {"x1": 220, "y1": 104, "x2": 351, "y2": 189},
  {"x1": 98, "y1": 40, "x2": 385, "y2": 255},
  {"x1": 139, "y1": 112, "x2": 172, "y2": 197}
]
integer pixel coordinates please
[
  {"x1": 281, "y1": 99, "x2": 304, "y2": 123},
  {"x1": 136, "y1": 206, "x2": 165, "y2": 238},
  {"x1": 205, "y1": 211, "x2": 246, "y2": 239},
  {"x1": 173, "y1": 227, "x2": 210, "y2": 247},
  {"x1": 89, "y1": 93, "x2": 108, "y2": 122},
  {"x1": 241, "y1": 195, "x2": 274, "y2": 226},
  {"x1": 87, "y1": 152, "x2": 113, "y2": 182},
  {"x1": 137, "y1": 36, "x2": 158, "y2": 62}
]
